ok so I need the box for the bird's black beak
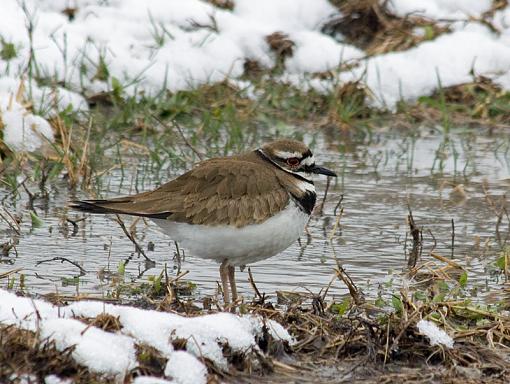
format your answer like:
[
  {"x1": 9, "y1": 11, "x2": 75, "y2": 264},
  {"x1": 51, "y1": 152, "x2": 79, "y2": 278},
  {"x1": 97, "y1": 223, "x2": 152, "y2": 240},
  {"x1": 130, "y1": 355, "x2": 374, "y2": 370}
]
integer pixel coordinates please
[{"x1": 310, "y1": 165, "x2": 337, "y2": 177}]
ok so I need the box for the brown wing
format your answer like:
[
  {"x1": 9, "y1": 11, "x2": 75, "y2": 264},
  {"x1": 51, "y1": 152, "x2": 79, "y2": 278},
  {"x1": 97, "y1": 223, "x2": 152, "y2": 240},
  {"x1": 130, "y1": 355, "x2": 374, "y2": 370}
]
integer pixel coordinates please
[{"x1": 72, "y1": 159, "x2": 290, "y2": 228}]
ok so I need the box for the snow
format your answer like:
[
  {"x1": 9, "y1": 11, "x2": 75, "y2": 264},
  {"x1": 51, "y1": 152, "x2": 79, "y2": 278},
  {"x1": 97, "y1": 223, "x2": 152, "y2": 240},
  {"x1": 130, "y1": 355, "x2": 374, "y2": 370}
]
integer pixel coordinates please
[
  {"x1": 339, "y1": 23, "x2": 510, "y2": 109},
  {"x1": 286, "y1": 31, "x2": 363, "y2": 74},
  {"x1": 2, "y1": 0, "x2": 510, "y2": 151},
  {"x1": 0, "y1": 0, "x2": 343, "y2": 100},
  {"x1": 132, "y1": 377, "x2": 173, "y2": 384},
  {"x1": 1, "y1": 99, "x2": 55, "y2": 152},
  {"x1": 417, "y1": 319, "x2": 454, "y2": 348},
  {"x1": 0, "y1": 289, "x2": 294, "y2": 382},
  {"x1": 165, "y1": 351, "x2": 207, "y2": 384},
  {"x1": 44, "y1": 375, "x2": 73, "y2": 384},
  {"x1": 40, "y1": 318, "x2": 137, "y2": 377},
  {"x1": 388, "y1": 0, "x2": 493, "y2": 19}
]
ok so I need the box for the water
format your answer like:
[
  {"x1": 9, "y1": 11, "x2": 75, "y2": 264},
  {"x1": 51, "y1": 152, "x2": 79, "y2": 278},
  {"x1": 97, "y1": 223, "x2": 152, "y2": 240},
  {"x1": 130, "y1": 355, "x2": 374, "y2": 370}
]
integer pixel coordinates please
[{"x1": 1, "y1": 127, "x2": 509, "y2": 302}]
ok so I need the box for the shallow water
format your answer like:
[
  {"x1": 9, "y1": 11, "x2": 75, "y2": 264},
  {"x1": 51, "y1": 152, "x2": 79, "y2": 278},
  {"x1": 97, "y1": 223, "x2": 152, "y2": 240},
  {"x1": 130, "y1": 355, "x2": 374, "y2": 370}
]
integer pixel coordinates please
[{"x1": 1, "y1": 127, "x2": 509, "y2": 302}]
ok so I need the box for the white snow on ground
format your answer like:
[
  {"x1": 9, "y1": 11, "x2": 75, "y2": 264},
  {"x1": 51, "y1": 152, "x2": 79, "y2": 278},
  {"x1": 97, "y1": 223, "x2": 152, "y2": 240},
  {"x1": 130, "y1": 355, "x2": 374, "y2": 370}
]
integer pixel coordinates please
[
  {"x1": 132, "y1": 377, "x2": 173, "y2": 384},
  {"x1": 0, "y1": 99, "x2": 55, "y2": 152},
  {"x1": 0, "y1": 289, "x2": 294, "y2": 383},
  {"x1": 388, "y1": 0, "x2": 493, "y2": 20},
  {"x1": 417, "y1": 319, "x2": 454, "y2": 348},
  {"x1": 0, "y1": 0, "x2": 351, "y2": 98},
  {"x1": 165, "y1": 351, "x2": 208, "y2": 384},
  {"x1": 44, "y1": 375, "x2": 73, "y2": 384},
  {"x1": 40, "y1": 318, "x2": 137, "y2": 377},
  {"x1": 2, "y1": 0, "x2": 510, "y2": 151},
  {"x1": 339, "y1": 23, "x2": 510, "y2": 109}
]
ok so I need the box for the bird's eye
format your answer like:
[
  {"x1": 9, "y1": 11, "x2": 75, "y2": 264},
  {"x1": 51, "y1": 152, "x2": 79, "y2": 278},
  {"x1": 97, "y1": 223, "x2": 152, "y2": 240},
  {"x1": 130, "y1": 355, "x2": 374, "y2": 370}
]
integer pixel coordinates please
[{"x1": 286, "y1": 157, "x2": 300, "y2": 166}]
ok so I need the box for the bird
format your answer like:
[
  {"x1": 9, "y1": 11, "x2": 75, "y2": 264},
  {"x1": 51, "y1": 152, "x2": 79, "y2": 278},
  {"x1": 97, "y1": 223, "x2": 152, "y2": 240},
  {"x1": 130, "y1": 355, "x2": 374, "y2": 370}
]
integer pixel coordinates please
[{"x1": 71, "y1": 139, "x2": 336, "y2": 305}]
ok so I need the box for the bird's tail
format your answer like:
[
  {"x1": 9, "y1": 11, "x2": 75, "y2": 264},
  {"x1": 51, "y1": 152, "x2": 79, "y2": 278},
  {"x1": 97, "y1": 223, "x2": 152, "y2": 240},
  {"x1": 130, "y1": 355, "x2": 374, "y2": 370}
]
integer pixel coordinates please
[{"x1": 69, "y1": 198, "x2": 170, "y2": 219}]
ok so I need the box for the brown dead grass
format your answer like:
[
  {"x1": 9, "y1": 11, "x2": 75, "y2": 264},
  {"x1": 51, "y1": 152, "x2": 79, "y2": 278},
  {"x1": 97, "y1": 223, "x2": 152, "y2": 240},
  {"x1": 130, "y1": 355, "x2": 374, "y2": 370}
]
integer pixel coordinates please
[
  {"x1": 205, "y1": 0, "x2": 234, "y2": 11},
  {"x1": 0, "y1": 325, "x2": 100, "y2": 383},
  {"x1": 398, "y1": 76, "x2": 510, "y2": 126},
  {"x1": 323, "y1": 0, "x2": 449, "y2": 55},
  {"x1": 1, "y1": 269, "x2": 509, "y2": 384}
]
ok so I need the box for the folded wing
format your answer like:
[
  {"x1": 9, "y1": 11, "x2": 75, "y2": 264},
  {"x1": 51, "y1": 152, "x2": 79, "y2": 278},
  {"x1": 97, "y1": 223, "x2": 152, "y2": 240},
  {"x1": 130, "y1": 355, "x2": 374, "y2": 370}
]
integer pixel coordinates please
[{"x1": 71, "y1": 159, "x2": 290, "y2": 228}]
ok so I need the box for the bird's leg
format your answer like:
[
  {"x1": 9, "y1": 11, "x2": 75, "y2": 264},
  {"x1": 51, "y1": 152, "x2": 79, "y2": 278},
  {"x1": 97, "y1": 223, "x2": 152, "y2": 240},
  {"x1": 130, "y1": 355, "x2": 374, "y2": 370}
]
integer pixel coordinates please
[
  {"x1": 219, "y1": 260, "x2": 230, "y2": 305},
  {"x1": 228, "y1": 265, "x2": 238, "y2": 303}
]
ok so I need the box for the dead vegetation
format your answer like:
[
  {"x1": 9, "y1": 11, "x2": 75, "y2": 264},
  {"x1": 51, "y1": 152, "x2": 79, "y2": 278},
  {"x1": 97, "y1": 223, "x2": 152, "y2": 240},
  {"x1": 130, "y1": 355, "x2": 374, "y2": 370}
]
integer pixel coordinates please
[
  {"x1": 245, "y1": 273, "x2": 510, "y2": 383},
  {"x1": 0, "y1": 294, "x2": 507, "y2": 383},
  {"x1": 323, "y1": 0, "x2": 449, "y2": 55},
  {"x1": 205, "y1": 0, "x2": 234, "y2": 11},
  {"x1": 399, "y1": 76, "x2": 510, "y2": 126},
  {"x1": 5, "y1": 253, "x2": 506, "y2": 384},
  {"x1": 265, "y1": 32, "x2": 295, "y2": 69},
  {"x1": 0, "y1": 325, "x2": 100, "y2": 383}
]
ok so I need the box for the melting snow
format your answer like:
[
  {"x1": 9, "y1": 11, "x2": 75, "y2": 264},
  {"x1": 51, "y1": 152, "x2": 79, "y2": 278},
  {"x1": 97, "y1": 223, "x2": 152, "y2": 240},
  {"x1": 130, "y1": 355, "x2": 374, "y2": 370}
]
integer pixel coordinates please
[
  {"x1": 132, "y1": 377, "x2": 174, "y2": 384},
  {"x1": 1, "y1": 0, "x2": 510, "y2": 143},
  {"x1": 388, "y1": 0, "x2": 493, "y2": 19},
  {"x1": 0, "y1": 289, "x2": 294, "y2": 382},
  {"x1": 417, "y1": 319, "x2": 455, "y2": 349},
  {"x1": 0, "y1": 99, "x2": 54, "y2": 152}
]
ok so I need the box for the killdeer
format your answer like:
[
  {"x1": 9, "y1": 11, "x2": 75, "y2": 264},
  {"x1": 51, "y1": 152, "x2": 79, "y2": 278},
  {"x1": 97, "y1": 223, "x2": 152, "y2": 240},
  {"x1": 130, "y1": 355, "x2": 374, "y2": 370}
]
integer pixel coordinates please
[{"x1": 72, "y1": 139, "x2": 336, "y2": 304}]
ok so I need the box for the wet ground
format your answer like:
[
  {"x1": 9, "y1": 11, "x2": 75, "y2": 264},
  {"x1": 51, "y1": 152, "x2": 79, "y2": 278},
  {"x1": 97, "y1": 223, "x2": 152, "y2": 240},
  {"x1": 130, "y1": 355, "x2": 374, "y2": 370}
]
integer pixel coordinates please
[{"x1": 1, "y1": 127, "x2": 509, "y2": 302}]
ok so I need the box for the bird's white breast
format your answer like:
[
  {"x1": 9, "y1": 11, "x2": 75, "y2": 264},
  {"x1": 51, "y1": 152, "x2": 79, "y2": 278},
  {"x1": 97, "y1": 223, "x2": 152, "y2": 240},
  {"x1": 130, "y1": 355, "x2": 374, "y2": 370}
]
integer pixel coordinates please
[{"x1": 152, "y1": 202, "x2": 309, "y2": 266}]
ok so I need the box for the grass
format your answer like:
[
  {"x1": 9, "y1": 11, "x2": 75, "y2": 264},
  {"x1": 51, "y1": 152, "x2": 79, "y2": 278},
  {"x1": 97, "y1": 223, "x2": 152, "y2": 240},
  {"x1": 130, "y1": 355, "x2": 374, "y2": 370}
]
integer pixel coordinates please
[
  {"x1": 5, "y1": 71, "x2": 509, "y2": 194},
  {"x1": 1, "y1": 257, "x2": 508, "y2": 383}
]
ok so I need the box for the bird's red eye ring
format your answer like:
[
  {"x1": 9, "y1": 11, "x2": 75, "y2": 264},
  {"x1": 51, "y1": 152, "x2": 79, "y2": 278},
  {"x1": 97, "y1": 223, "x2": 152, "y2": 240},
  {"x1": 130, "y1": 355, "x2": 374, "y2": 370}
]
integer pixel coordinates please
[{"x1": 286, "y1": 157, "x2": 300, "y2": 166}]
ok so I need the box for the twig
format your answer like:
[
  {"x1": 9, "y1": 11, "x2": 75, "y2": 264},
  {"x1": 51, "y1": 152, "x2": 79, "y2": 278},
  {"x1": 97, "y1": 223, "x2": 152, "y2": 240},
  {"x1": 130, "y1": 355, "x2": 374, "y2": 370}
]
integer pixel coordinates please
[
  {"x1": 0, "y1": 209, "x2": 21, "y2": 235},
  {"x1": 320, "y1": 274, "x2": 337, "y2": 302},
  {"x1": 427, "y1": 228, "x2": 437, "y2": 253},
  {"x1": 430, "y1": 252, "x2": 464, "y2": 270},
  {"x1": 328, "y1": 205, "x2": 344, "y2": 241},
  {"x1": 21, "y1": 181, "x2": 37, "y2": 212},
  {"x1": 383, "y1": 314, "x2": 391, "y2": 366},
  {"x1": 248, "y1": 267, "x2": 264, "y2": 303},
  {"x1": 318, "y1": 176, "x2": 331, "y2": 215},
  {"x1": 333, "y1": 194, "x2": 344, "y2": 217},
  {"x1": 0, "y1": 268, "x2": 23, "y2": 279},
  {"x1": 334, "y1": 259, "x2": 364, "y2": 306},
  {"x1": 173, "y1": 241, "x2": 182, "y2": 274},
  {"x1": 389, "y1": 310, "x2": 421, "y2": 353},
  {"x1": 65, "y1": 217, "x2": 84, "y2": 236},
  {"x1": 114, "y1": 214, "x2": 154, "y2": 264},
  {"x1": 36, "y1": 257, "x2": 87, "y2": 276},
  {"x1": 407, "y1": 206, "x2": 422, "y2": 269},
  {"x1": 451, "y1": 218, "x2": 455, "y2": 258}
]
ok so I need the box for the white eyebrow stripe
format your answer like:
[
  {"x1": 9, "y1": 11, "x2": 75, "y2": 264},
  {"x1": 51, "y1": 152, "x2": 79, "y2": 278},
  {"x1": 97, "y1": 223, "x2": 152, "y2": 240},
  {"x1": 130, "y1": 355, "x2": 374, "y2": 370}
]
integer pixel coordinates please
[
  {"x1": 274, "y1": 150, "x2": 302, "y2": 159},
  {"x1": 301, "y1": 156, "x2": 315, "y2": 166}
]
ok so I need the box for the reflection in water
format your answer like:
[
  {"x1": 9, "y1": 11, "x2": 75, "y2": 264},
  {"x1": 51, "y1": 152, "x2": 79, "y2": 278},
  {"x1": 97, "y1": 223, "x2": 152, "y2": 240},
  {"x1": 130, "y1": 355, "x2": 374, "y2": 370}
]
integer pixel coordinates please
[{"x1": 1, "y1": 129, "x2": 509, "y2": 302}]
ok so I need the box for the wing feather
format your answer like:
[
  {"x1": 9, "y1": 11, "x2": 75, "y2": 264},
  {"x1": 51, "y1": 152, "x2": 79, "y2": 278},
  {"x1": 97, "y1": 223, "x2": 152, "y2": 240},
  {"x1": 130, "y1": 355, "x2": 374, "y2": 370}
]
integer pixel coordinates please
[{"x1": 72, "y1": 158, "x2": 290, "y2": 228}]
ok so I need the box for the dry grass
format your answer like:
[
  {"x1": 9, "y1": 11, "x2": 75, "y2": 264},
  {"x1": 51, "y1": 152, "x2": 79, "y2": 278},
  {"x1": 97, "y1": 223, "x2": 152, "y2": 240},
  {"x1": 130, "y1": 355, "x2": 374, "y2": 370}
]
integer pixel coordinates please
[
  {"x1": 0, "y1": 324, "x2": 100, "y2": 383},
  {"x1": 398, "y1": 76, "x2": 510, "y2": 127},
  {"x1": 1, "y1": 255, "x2": 509, "y2": 384},
  {"x1": 323, "y1": 0, "x2": 449, "y2": 55}
]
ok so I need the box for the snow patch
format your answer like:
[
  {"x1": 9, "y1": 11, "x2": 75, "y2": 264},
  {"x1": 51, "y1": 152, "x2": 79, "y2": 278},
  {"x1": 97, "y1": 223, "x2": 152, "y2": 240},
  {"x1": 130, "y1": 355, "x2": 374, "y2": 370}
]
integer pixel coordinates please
[
  {"x1": 388, "y1": 0, "x2": 493, "y2": 19},
  {"x1": 0, "y1": 100, "x2": 54, "y2": 152},
  {"x1": 0, "y1": 289, "x2": 294, "y2": 381},
  {"x1": 40, "y1": 318, "x2": 137, "y2": 377},
  {"x1": 165, "y1": 351, "x2": 208, "y2": 384},
  {"x1": 132, "y1": 377, "x2": 174, "y2": 384},
  {"x1": 341, "y1": 23, "x2": 510, "y2": 110},
  {"x1": 417, "y1": 319, "x2": 454, "y2": 348}
]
